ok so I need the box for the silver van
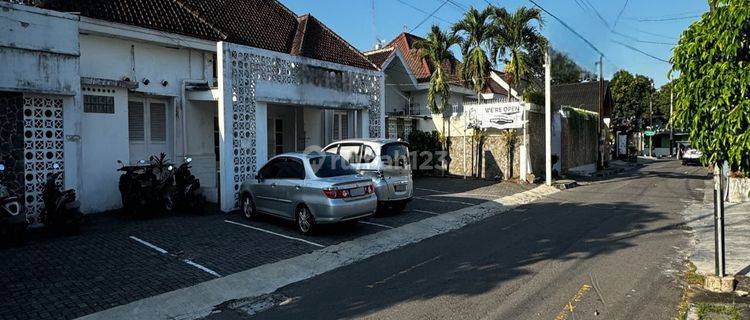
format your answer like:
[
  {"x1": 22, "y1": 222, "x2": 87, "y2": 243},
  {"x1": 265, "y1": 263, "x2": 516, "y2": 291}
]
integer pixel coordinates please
[{"x1": 323, "y1": 139, "x2": 413, "y2": 212}]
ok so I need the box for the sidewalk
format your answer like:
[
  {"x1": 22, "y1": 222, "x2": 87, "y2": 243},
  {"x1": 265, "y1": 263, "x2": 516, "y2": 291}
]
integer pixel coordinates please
[{"x1": 683, "y1": 180, "x2": 750, "y2": 276}]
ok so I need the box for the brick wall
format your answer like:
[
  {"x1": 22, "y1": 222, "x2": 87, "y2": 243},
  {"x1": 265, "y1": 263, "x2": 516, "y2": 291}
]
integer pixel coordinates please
[
  {"x1": 0, "y1": 92, "x2": 25, "y2": 198},
  {"x1": 448, "y1": 130, "x2": 522, "y2": 180}
]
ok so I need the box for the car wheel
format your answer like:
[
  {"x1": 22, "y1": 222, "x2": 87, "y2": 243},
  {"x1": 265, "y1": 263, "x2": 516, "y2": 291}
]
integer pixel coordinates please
[
  {"x1": 241, "y1": 194, "x2": 256, "y2": 220},
  {"x1": 296, "y1": 205, "x2": 315, "y2": 235}
]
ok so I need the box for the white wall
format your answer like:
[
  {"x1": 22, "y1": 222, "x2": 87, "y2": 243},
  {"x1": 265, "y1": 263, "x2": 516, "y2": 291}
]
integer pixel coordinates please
[
  {"x1": 185, "y1": 101, "x2": 218, "y2": 202},
  {"x1": 79, "y1": 87, "x2": 128, "y2": 213},
  {"x1": 77, "y1": 33, "x2": 215, "y2": 212},
  {"x1": 217, "y1": 42, "x2": 384, "y2": 211},
  {"x1": 0, "y1": 3, "x2": 79, "y2": 95}
]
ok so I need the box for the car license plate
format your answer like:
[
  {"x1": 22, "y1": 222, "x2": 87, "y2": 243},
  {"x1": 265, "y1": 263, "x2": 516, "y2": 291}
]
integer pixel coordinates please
[
  {"x1": 394, "y1": 184, "x2": 406, "y2": 192},
  {"x1": 350, "y1": 187, "x2": 365, "y2": 197}
]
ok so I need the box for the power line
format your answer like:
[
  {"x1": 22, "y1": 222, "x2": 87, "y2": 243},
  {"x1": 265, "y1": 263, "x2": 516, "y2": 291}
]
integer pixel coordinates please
[
  {"x1": 613, "y1": 0, "x2": 629, "y2": 28},
  {"x1": 526, "y1": 0, "x2": 605, "y2": 57},
  {"x1": 411, "y1": 0, "x2": 450, "y2": 32},
  {"x1": 395, "y1": 0, "x2": 452, "y2": 25},
  {"x1": 610, "y1": 39, "x2": 669, "y2": 63},
  {"x1": 581, "y1": 0, "x2": 611, "y2": 30},
  {"x1": 634, "y1": 15, "x2": 701, "y2": 22}
]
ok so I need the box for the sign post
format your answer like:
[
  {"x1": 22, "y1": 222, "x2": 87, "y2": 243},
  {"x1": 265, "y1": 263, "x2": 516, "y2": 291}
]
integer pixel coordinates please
[{"x1": 545, "y1": 50, "x2": 552, "y2": 186}]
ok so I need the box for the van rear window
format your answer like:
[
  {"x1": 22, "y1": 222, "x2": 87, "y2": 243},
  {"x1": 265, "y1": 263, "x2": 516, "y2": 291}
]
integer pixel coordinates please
[
  {"x1": 381, "y1": 143, "x2": 410, "y2": 167},
  {"x1": 309, "y1": 155, "x2": 358, "y2": 178}
]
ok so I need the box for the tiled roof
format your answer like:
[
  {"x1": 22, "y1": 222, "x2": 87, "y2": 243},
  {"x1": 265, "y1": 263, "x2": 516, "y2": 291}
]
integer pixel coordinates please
[
  {"x1": 483, "y1": 77, "x2": 508, "y2": 95},
  {"x1": 552, "y1": 81, "x2": 613, "y2": 116},
  {"x1": 363, "y1": 47, "x2": 396, "y2": 69},
  {"x1": 37, "y1": 0, "x2": 376, "y2": 70},
  {"x1": 379, "y1": 32, "x2": 462, "y2": 84}
]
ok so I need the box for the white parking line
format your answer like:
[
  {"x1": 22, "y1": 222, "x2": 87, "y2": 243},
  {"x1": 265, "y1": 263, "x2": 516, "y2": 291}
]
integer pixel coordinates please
[
  {"x1": 359, "y1": 221, "x2": 394, "y2": 229},
  {"x1": 414, "y1": 196, "x2": 476, "y2": 206},
  {"x1": 224, "y1": 220, "x2": 325, "y2": 248},
  {"x1": 411, "y1": 209, "x2": 439, "y2": 215},
  {"x1": 129, "y1": 236, "x2": 168, "y2": 254},
  {"x1": 415, "y1": 187, "x2": 449, "y2": 194},
  {"x1": 183, "y1": 259, "x2": 221, "y2": 277},
  {"x1": 130, "y1": 236, "x2": 223, "y2": 277}
]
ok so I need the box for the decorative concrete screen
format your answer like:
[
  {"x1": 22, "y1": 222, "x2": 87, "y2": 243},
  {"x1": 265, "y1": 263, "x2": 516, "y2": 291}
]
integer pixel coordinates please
[
  {"x1": 23, "y1": 96, "x2": 64, "y2": 222},
  {"x1": 218, "y1": 42, "x2": 384, "y2": 211}
]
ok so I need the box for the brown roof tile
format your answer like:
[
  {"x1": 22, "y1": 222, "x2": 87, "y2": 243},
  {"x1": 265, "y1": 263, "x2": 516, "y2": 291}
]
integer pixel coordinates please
[
  {"x1": 384, "y1": 32, "x2": 462, "y2": 84},
  {"x1": 37, "y1": 0, "x2": 376, "y2": 70},
  {"x1": 363, "y1": 47, "x2": 396, "y2": 69}
]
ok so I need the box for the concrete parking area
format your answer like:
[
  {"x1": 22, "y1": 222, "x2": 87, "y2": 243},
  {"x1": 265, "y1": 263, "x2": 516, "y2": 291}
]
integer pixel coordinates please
[{"x1": 0, "y1": 177, "x2": 533, "y2": 320}]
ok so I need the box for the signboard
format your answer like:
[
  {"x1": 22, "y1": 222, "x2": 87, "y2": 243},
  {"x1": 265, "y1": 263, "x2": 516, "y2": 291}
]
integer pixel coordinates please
[
  {"x1": 644, "y1": 130, "x2": 656, "y2": 137},
  {"x1": 465, "y1": 101, "x2": 524, "y2": 130}
]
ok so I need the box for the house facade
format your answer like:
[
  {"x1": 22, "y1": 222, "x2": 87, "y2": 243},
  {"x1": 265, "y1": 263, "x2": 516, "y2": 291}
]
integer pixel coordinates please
[{"x1": 0, "y1": 0, "x2": 384, "y2": 218}]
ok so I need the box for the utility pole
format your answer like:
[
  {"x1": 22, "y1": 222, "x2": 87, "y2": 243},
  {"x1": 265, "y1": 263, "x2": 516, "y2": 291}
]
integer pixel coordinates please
[
  {"x1": 597, "y1": 55, "x2": 604, "y2": 169},
  {"x1": 669, "y1": 87, "x2": 674, "y2": 156},
  {"x1": 649, "y1": 96, "x2": 653, "y2": 158},
  {"x1": 545, "y1": 50, "x2": 552, "y2": 186}
]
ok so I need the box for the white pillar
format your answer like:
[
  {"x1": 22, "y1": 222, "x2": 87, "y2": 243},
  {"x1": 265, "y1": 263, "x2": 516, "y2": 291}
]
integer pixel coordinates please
[
  {"x1": 519, "y1": 104, "x2": 529, "y2": 183},
  {"x1": 545, "y1": 50, "x2": 553, "y2": 186}
]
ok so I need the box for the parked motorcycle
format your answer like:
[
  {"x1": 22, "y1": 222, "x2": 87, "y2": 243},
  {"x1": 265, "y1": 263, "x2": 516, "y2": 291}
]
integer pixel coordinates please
[
  {"x1": 0, "y1": 162, "x2": 26, "y2": 246},
  {"x1": 117, "y1": 153, "x2": 175, "y2": 215},
  {"x1": 174, "y1": 157, "x2": 205, "y2": 212},
  {"x1": 40, "y1": 164, "x2": 83, "y2": 234}
]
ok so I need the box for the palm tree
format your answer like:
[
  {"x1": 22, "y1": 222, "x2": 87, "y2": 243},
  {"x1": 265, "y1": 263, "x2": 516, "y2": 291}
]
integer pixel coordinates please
[
  {"x1": 412, "y1": 25, "x2": 460, "y2": 175},
  {"x1": 492, "y1": 6, "x2": 547, "y2": 88},
  {"x1": 452, "y1": 6, "x2": 496, "y2": 97}
]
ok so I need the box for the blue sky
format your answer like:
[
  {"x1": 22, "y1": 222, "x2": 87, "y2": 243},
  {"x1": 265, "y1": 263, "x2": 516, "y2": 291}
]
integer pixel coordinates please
[{"x1": 280, "y1": 0, "x2": 709, "y2": 87}]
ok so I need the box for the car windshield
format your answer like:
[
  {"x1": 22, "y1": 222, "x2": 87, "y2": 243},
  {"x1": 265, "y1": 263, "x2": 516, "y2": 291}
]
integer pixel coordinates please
[{"x1": 309, "y1": 155, "x2": 358, "y2": 178}]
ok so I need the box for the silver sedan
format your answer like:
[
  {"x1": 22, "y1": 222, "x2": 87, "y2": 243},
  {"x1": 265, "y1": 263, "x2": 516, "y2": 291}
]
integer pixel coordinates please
[{"x1": 239, "y1": 153, "x2": 377, "y2": 234}]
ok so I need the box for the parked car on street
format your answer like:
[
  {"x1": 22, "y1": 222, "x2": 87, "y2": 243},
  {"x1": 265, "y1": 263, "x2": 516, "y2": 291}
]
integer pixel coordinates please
[
  {"x1": 682, "y1": 147, "x2": 702, "y2": 165},
  {"x1": 0, "y1": 163, "x2": 26, "y2": 246},
  {"x1": 324, "y1": 139, "x2": 413, "y2": 212},
  {"x1": 239, "y1": 153, "x2": 377, "y2": 234}
]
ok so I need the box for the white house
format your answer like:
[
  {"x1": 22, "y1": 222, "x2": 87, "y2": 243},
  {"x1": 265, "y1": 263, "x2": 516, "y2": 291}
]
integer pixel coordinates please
[
  {"x1": 364, "y1": 33, "x2": 521, "y2": 140},
  {"x1": 0, "y1": 0, "x2": 384, "y2": 219}
]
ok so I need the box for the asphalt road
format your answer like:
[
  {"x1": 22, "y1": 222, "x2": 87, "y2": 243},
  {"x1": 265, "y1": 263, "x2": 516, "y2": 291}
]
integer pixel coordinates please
[{"x1": 215, "y1": 160, "x2": 709, "y2": 320}]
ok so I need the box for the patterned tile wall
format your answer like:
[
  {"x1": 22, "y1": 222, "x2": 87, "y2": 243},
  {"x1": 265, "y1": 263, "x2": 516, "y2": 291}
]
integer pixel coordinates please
[
  {"x1": 225, "y1": 47, "x2": 382, "y2": 208},
  {"x1": 23, "y1": 96, "x2": 64, "y2": 222}
]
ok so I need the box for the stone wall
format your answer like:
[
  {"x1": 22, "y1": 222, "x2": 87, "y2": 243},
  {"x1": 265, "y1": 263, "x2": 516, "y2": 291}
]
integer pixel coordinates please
[
  {"x1": 0, "y1": 92, "x2": 24, "y2": 198},
  {"x1": 447, "y1": 130, "x2": 522, "y2": 180}
]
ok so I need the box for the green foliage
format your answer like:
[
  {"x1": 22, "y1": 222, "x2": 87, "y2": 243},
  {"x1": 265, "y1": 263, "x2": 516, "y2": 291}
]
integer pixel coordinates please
[
  {"x1": 491, "y1": 6, "x2": 547, "y2": 88},
  {"x1": 522, "y1": 88, "x2": 545, "y2": 106},
  {"x1": 652, "y1": 81, "x2": 673, "y2": 117},
  {"x1": 551, "y1": 49, "x2": 596, "y2": 84},
  {"x1": 412, "y1": 25, "x2": 460, "y2": 115},
  {"x1": 407, "y1": 130, "x2": 442, "y2": 175},
  {"x1": 453, "y1": 6, "x2": 496, "y2": 94},
  {"x1": 671, "y1": 0, "x2": 750, "y2": 172},
  {"x1": 609, "y1": 70, "x2": 655, "y2": 132}
]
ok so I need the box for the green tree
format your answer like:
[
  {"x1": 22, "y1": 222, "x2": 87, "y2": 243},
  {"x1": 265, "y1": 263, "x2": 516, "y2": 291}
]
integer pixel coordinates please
[
  {"x1": 652, "y1": 82, "x2": 673, "y2": 118},
  {"x1": 609, "y1": 70, "x2": 655, "y2": 133},
  {"x1": 452, "y1": 6, "x2": 496, "y2": 96},
  {"x1": 412, "y1": 25, "x2": 460, "y2": 172},
  {"x1": 412, "y1": 25, "x2": 460, "y2": 116},
  {"x1": 492, "y1": 6, "x2": 548, "y2": 88},
  {"x1": 551, "y1": 49, "x2": 595, "y2": 84},
  {"x1": 671, "y1": 0, "x2": 750, "y2": 172}
]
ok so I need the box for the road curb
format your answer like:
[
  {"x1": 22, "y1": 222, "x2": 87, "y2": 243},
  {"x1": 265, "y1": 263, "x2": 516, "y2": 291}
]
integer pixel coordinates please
[{"x1": 77, "y1": 185, "x2": 559, "y2": 320}]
